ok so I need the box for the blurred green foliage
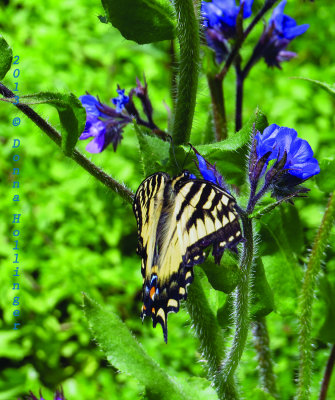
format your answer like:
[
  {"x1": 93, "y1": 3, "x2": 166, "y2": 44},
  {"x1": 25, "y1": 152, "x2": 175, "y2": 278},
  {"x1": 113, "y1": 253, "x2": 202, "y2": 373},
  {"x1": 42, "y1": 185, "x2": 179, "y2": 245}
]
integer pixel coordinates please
[{"x1": 0, "y1": 0, "x2": 334, "y2": 399}]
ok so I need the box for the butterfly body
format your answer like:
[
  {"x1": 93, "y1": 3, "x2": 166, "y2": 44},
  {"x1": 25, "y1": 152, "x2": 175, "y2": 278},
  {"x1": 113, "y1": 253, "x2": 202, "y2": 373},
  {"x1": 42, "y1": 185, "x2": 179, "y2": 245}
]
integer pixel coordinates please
[{"x1": 133, "y1": 171, "x2": 242, "y2": 342}]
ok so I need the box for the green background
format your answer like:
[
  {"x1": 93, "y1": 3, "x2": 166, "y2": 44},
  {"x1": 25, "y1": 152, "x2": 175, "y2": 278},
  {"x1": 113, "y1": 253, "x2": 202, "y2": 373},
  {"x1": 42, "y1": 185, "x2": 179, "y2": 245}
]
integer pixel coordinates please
[{"x1": 0, "y1": 0, "x2": 334, "y2": 398}]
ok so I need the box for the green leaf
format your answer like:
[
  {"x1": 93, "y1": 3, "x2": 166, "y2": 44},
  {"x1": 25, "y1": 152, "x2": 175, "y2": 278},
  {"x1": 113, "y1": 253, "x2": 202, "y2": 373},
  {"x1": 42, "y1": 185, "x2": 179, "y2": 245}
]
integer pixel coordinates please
[
  {"x1": 316, "y1": 158, "x2": 335, "y2": 193},
  {"x1": 280, "y1": 205, "x2": 304, "y2": 256},
  {"x1": 318, "y1": 278, "x2": 335, "y2": 344},
  {"x1": 20, "y1": 92, "x2": 86, "y2": 156},
  {"x1": 134, "y1": 123, "x2": 170, "y2": 176},
  {"x1": 101, "y1": 0, "x2": 176, "y2": 44},
  {"x1": 0, "y1": 34, "x2": 13, "y2": 80},
  {"x1": 293, "y1": 77, "x2": 335, "y2": 98},
  {"x1": 201, "y1": 252, "x2": 240, "y2": 294},
  {"x1": 250, "y1": 258, "x2": 275, "y2": 320},
  {"x1": 83, "y1": 294, "x2": 194, "y2": 400},
  {"x1": 178, "y1": 108, "x2": 268, "y2": 185},
  {"x1": 261, "y1": 254, "x2": 299, "y2": 315}
]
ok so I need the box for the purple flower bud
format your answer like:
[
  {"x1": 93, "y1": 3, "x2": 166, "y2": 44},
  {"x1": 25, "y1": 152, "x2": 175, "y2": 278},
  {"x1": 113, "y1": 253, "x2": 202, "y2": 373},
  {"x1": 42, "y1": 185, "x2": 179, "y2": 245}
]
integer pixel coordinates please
[{"x1": 19, "y1": 387, "x2": 65, "y2": 400}]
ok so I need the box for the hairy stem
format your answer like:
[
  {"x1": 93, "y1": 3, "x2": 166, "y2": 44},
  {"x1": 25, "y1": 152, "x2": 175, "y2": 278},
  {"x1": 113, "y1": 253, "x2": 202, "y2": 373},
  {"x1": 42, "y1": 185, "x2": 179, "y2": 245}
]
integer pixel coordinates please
[
  {"x1": 252, "y1": 318, "x2": 278, "y2": 398},
  {"x1": 207, "y1": 74, "x2": 227, "y2": 141},
  {"x1": 0, "y1": 82, "x2": 134, "y2": 204},
  {"x1": 186, "y1": 269, "x2": 238, "y2": 400},
  {"x1": 220, "y1": 212, "x2": 254, "y2": 390},
  {"x1": 319, "y1": 344, "x2": 335, "y2": 400},
  {"x1": 297, "y1": 193, "x2": 335, "y2": 400},
  {"x1": 172, "y1": 0, "x2": 200, "y2": 145}
]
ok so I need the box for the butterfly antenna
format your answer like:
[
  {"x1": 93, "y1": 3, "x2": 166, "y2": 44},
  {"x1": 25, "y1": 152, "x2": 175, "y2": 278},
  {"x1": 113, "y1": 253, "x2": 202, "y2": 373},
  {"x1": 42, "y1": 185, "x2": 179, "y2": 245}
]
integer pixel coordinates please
[
  {"x1": 181, "y1": 143, "x2": 193, "y2": 170},
  {"x1": 169, "y1": 136, "x2": 181, "y2": 171}
]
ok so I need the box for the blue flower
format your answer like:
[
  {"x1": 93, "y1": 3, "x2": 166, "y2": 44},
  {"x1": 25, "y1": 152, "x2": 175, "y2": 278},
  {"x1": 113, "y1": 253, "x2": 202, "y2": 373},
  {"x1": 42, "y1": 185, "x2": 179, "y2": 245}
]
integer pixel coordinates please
[
  {"x1": 255, "y1": 124, "x2": 320, "y2": 180},
  {"x1": 262, "y1": 0, "x2": 309, "y2": 67},
  {"x1": 79, "y1": 93, "x2": 129, "y2": 153},
  {"x1": 112, "y1": 88, "x2": 129, "y2": 113},
  {"x1": 202, "y1": 0, "x2": 253, "y2": 34},
  {"x1": 196, "y1": 153, "x2": 217, "y2": 184},
  {"x1": 191, "y1": 145, "x2": 230, "y2": 191},
  {"x1": 202, "y1": 0, "x2": 253, "y2": 62}
]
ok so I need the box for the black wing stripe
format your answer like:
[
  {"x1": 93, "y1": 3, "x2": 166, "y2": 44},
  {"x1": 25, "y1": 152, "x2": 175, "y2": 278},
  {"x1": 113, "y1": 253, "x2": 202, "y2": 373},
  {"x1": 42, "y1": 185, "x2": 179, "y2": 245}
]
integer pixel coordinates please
[{"x1": 176, "y1": 183, "x2": 202, "y2": 221}]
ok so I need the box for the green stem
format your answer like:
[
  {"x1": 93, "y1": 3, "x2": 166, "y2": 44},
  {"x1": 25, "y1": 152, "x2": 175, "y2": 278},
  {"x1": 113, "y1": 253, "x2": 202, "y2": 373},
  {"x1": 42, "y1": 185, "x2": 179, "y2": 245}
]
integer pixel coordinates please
[
  {"x1": 220, "y1": 213, "x2": 254, "y2": 389},
  {"x1": 252, "y1": 318, "x2": 278, "y2": 398},
  {"x1": 297, "y1": 193, "x2": 335, "y2": 400},
  {"x1": 216, "y1": 0, "x2": 278, "y2": 81},
  {"x1": 0, "y1": 82, "x2": 134, "y2": 204},
  {"x1": 319, "y1": 344, "x2": 335, "y2": 400},
  {"x1": 172, "y1": 0, "x2": 200, "y2": 145},
  {"x1": 186, "y1": 269, "x2": 238, "y2": 400},
  {"x1": 207, "y1": 74, "x2": 227, "y2": 141}
]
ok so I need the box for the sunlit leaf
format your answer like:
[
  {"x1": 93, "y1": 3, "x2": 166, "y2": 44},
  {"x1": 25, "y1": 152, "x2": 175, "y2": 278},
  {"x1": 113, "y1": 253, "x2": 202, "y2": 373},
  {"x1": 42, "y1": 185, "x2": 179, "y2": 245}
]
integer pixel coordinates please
[
  {"x1": 19, "y1": 92, "x2": 86, "y2": 156},
  {"x1": 101, "y1": 0, "x2": 176, "y2": 44},
  {"x1": 83, "y1": 294, "x2": 195, "y2": 400}
]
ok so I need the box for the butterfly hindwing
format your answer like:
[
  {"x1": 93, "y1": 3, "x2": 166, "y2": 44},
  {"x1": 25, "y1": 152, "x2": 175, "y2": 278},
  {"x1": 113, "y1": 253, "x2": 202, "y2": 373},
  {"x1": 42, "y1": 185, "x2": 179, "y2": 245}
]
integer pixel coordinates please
[{"x1": 133, "y1": 171, "x2": 243, "y2": 342}]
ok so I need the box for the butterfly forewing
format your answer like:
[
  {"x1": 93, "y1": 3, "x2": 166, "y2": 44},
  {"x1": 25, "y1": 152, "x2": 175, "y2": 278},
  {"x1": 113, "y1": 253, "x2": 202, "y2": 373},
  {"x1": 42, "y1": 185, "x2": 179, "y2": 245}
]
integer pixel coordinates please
[{"x1": 133, "y1": 171, "x2": 243, "y2": 342}]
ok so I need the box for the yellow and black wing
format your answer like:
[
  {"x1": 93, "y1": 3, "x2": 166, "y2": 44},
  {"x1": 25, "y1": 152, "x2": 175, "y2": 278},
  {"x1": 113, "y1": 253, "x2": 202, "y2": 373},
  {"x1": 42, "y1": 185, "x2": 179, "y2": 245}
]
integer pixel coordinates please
[{"x1": 133, "y1": 171, "x2": 243, "y2": 342}]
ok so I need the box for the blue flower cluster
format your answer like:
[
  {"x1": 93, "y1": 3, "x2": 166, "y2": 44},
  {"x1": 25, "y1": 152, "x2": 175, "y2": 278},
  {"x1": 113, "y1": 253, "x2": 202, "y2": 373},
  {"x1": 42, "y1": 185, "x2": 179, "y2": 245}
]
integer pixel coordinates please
[
  {"x1": 247, "y1": 123, "x2": 320, "y2": 204},
  {"x1": 193, "y1": 124, "x2": 319, "y2": 210},
  {"x1": 79, "y1": 79, "x2": 158, "y2": 154},
  {"x1": 202, "y1": 0, "x2": 253, "y2": 62},
  {"x1": 79, "y1": 92, "x2": 128, "y2": 153},
  {"x1": 261, "y1": 0, "x2": 309, "y2": 68},
  {"x1": 201, "y1": 0, "x2": 309, "y2": 67},
  {"x1": 255, "y1": 124, "x2": 319, "y2": 180}
]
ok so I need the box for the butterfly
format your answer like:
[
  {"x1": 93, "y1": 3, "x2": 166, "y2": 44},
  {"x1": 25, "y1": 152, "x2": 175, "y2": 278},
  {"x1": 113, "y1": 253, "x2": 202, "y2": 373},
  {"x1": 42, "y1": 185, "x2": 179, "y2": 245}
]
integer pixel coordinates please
[{"x1": 133, "y1": 170, "x2": 243, "y2": 342}]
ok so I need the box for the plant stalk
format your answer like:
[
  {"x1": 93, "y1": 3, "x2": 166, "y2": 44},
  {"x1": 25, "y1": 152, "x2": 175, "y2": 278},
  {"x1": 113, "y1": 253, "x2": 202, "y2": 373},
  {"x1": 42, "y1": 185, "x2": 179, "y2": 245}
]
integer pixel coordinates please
[
  {"x1": 207, "y1": 74, "x2": 227, "y2": 141},
  {"x1": 0, "y1": 82, "x2": 134, "y2": 204},
  {"x1": 172, "y1": 0, "x2": 200, "y2": 145},
  {"x1": 297, "y1": 192, "x2": 335, "y2": 400},
  {"x1": 220, "y1": 212, "x2": 254, "y2": 390},
  {"x1": 186, "y1": 269, "x2": 239, "y2": 399},
  {"x1": 235, "y1": 62, "x2": 244, "y2": 132},
  {"x1": 252, "y1": 318, "x2": 278, "y2": 398},
  {"x1": 217, "y1": 0, "x2": 278, "y2": 81},
  {"x1": 319, "y1": 344, "x2": 335, "y2": 400}
]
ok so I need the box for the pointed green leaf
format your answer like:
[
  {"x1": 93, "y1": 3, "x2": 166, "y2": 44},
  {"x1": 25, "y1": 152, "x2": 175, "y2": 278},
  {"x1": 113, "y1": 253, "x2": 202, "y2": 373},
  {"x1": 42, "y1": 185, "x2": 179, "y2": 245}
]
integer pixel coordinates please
[
  {"x1": 293, "y1": 77, "x2": 335, "y2": 98},
  {"x1": 261, "y1": 254, "x2": 299, "y2": 315},
  {"x1": 250, "y1": 258, "x2": 275, "y2": 320},
  {"x1": 101, "y1": 0, "x2": 176, "y2": 44},
  {"x1": 83, "y1": 294, "x2": 193, "y2": 400},
  {"x1": 178, "y1": 108, "x2": 268, "y2": 185},
  {"x1": 134, "y1": 123, "x2": 170, "y2": 176},
  {"x1": 20, "y1": 92, "x2": 86, "y2": 156},
  {"x1": 201, "y1": 252, "x2": 240, "y2": 294},
  {"x1": 0, "y1": 34, "x2": 13, "y2": 80}
]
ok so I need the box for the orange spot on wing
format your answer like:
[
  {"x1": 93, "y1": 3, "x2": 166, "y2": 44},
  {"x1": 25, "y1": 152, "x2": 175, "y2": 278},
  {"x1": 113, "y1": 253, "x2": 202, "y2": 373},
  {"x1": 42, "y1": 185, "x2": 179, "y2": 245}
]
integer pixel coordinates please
[
  {"x1": 150, "y1": 286, "x2": 156, "y2": 299},
  {"x1": 152, "y1": 307, "x2": 155, "y2": 314},
  {"x1": 143, "y1": 305, "x2": 146, "y2": 311}
]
